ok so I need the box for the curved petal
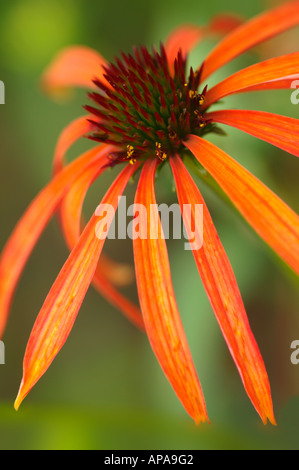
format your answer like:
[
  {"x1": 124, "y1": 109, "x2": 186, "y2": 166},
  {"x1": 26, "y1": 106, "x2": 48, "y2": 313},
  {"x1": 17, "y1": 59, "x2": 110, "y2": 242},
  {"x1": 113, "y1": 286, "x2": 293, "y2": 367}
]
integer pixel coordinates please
[
  {"x1": 165, "y1": 14, "x2": 243, "y2": 74},
  {"x1": 52, "y1": 115, "x2": 94, "y2": 174},
  {"x1": 14, "y1": 162, "x2": 138, "y2": 410},
  {"x1": 41, "y1": 46, "x2": 107, "y2": 97},
  {"x1": 60, "y1": 161, "x2": 144, "y2": 330},
  {"x1": 53, "y1": 117, "x2": 133, "y2": 288},
  {"x1": 133, "y1": 158, "x2": 208, "y2": 424},
  {"x1": 203, "y1": 52, "x2": 299, "y2": 108},
  {"x1": 206, "y1": 109, "x2": 299, "y2": 157},
  {"x1": 170, "y1": 155, "x2": 275, "y2": 425},
  {"x1": 0, "y1": 145, "x2": 108, "y2": 339},
  {"x1": 238, "y1": 75, "x2": 299, "y2": 93},
  {"x1": 201, "y1": 0, "x2": 299, "y2": 82},
  {"x1": 184, "y1": 135, "x2": 299, "y2": 275},
  {"x1": 165, "y1": 25, "x2": 203, "y2": 71}
]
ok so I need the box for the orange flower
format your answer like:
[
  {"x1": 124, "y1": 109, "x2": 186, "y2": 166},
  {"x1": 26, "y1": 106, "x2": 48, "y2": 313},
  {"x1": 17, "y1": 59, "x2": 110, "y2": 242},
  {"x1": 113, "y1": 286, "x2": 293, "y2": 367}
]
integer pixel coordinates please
[{"x1": 1, "y1": 1, "x2": 299, "y2": 424}]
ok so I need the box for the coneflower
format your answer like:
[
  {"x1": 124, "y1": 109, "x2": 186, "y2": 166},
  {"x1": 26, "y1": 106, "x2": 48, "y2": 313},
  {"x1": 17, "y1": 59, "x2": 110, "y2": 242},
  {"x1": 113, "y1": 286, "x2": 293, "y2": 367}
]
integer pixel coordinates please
[{"x1": 1, "y1": 1, "x2": 299, "y2": 424}]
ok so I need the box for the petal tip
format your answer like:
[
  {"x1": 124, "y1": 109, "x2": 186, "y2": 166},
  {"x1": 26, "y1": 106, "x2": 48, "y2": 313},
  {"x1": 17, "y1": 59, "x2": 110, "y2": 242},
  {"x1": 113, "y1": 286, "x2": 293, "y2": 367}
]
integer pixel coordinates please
[
  {"x1": 259, "y1": 407, "x2": 277, "y2": 426},
  {"x1": 267, "y1": 413, "x2": 277, "y2": 427},
  {"x1": 14, "y1": 377, "x2": 31, "y2": 411},
  {"x1": 194, "y1": 414, "x2": 210, "y2": 426},
  {"x1": 14, "y1": 385, "x2": 25, "y2": 411}
]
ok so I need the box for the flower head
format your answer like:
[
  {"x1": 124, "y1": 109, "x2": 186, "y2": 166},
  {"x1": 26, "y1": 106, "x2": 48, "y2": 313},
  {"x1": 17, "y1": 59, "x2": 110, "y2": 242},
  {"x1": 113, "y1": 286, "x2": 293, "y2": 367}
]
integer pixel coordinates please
[
  {"x1": 84, "y1": 45, "x2": 210, "y2": 165},
  {"x1": 1, "y1": 1, "x2": 299, "y2": 424}
]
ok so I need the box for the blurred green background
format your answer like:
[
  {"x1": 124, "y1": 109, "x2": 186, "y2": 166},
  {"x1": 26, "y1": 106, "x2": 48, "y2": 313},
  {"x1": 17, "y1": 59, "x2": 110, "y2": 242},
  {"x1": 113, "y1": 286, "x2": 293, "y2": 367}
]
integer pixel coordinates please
[{"x1": 0, "y1": 0, "x2": 298, "y2": 450}]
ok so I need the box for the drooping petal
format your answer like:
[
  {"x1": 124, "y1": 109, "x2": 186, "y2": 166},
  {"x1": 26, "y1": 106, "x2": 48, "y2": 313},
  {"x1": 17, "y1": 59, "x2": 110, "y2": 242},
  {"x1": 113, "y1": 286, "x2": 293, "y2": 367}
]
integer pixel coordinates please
[
  {"x1": 165, "y1": 14, "x2": 243, "y2": 74},
  {"x1": 0, "y1": 145, "x2": 109, "y2": 339},
  {"x1": 206, "y1": 109, "x2": 299, "y2": 157},
  {"x1": 41, "y1": 46, "x2": 107, "y2": 97},
  {"x1": 14, "y1": 162, "x2": 138, "y2": 410},
  {"x1": 60, "y1": 161, "x2": 144, "y2": 330},
  {"x1": 133, "y1": 158, "x2": 208, "y2": 424},
  {"x1": 201, "y1": 0, "x2": 299, "y2": 82},
  {"x1": 184, "y1": 135, "x2": 299, "y2": 275},
  {"x1": 53, "y1": 117, "x2": 134, "y2": 289},
  {"x1": 52, "y1": 115, "x2": 95, "y2": 174},
  {"x1": 203, "y1": 52, "x2": 299, "y2": 108},
  {"x1": 170, "y1": 155, "x2": 275, "y2": 425}
]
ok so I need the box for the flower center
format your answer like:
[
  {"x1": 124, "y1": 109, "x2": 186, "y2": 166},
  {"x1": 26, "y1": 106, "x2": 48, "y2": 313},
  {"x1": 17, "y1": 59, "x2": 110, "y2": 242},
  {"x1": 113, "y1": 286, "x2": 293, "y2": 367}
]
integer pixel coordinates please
[{"x1": 85, "y1": 44, "x2": 212, "y2": 166}]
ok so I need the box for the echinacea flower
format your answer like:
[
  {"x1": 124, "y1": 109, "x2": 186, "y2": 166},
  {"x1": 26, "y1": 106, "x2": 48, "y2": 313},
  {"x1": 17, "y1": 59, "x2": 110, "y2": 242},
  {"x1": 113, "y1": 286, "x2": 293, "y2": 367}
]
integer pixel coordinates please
[{"x1": 1, "y1": 1, "x2": 299, "y2": 424}]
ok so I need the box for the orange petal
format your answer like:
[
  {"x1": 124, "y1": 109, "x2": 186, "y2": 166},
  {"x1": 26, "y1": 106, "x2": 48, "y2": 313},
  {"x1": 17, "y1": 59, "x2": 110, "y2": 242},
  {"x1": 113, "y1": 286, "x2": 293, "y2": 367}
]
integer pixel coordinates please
[
  {"x1": 52, "y1": 115, "x2": 95, "y2": 175},
  {"x1": 41, "y1": 46, "x2": 106, "y2": 98},
  {"x1": 207, "y1": 109, "x2": 299, "y2": 157},
  {"x1": 184, "y1": 135, "x2": 299, "y2": 275},
  {"x1": 59, "y1": 152, "x2": 106, "y2": 247},
  {"x1": 53, "y1": 118, "x2": 142, "y2": 326},
  {"x1": 201, "y1": 0, "x2": 299, "y2": 82},
  {"x1": 165, "y1": 25, "x2": 203, "y2": 72},
  {"x1": 203, "y1": 52, "x2": 299, "y2": 108},
  {"x1": 170, "y1": 155, "x2": 275, "y2": 424},
  {"x1": 235, "y1": 75, "x2": 299, "y2": 93},
  {"x1": 165, "y1": 14, "x2": 243, "y2": 74},
  {"x1": 53, "y1": 116, "x2": 136, "y2": 289},
  {"x1": 133, "y1": 158, "x2": 208, "y2": 424},
  {"x1": 0, "y1": 145, "x2": 106, "y2": 339},
  {"x1": 60, "y1": 160, "x2": 144, "y2": 330},
  {"x1": 14, "y1": 162, "x2": 138, "y2": 410}
]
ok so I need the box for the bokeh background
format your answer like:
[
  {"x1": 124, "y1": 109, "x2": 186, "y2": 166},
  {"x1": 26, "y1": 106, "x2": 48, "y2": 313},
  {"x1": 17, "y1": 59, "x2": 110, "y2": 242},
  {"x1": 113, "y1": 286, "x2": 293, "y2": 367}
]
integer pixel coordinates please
[{"x1": 0, "y1": 0, "x2": 298, "y2": 450}]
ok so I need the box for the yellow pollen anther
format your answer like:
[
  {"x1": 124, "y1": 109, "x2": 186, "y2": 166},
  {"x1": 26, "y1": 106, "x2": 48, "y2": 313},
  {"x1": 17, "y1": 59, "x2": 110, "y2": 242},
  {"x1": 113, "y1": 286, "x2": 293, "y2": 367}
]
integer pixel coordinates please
[
  {"x1": 155, "y1": 142, "x2": 167, "y2": 161},
  {"x1": 189, "y1": 90, "x2": 198, "y2": 99},
  {"x1": 194, "y1": 110, "x2": 206, "y2": 128},
  {"x1": 198, "y1": 94, "x2": 205, "y2": 106},
  {"x1": 126, "y1": 145, "x2": 134, "y2": 159},
  {"x1": 189, "y1": 90, "x2": 205, "y2": 106}
]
